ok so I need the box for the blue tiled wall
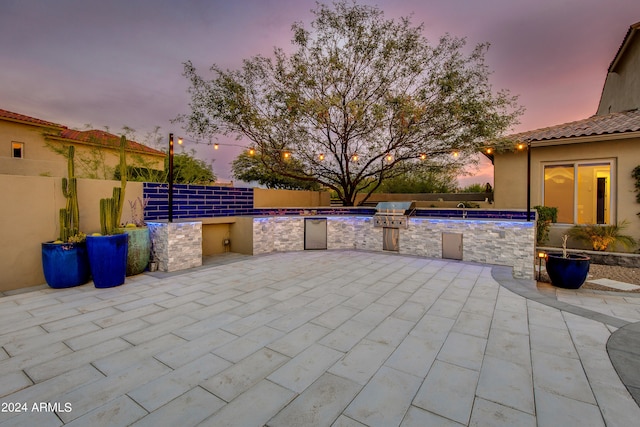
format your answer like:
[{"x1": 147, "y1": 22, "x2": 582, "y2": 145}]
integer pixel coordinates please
[
  {"x1": 143, "y1": 182, "x2": 531, "y2": 221},
  {"x1": 144, "y1": 183, "x2": 254, "y2": 221},
  {"x1": 413, "y1": 209, "x2": 531, "y2": 220}
]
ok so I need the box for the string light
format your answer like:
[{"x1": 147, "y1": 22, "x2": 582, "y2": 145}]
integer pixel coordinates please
[
  {"x1": 485, "y1": 147, "x2": 493, "y2": 154},
  {"x1": 178, "y1": 137, "x2": 183, "y2": 145},
  {"x1": 318, "y1": 153, "x2": 325, "y2": 161},
  {"x1": 213, "y1": 143, "x2": 219, "y2": 150},
  {"x1": 283, "y1": 151, "x2": 291, "y2": 159},
  {"x1": 385, "y1": 153, "x2": 393, "y2": 163},
  {"x1": 351, "y1": 153, "x2": 359, "y2": 162},
  {"x1": 517, "y1": 143, "x2": 526, "y2": 150},
  {"x1": 452, "y1": 150, "x2": 459, "y2": 158},
  {"x1": 248, "y1": 147, "x2": 255, "y2": 156},
  {"x1": 419, "y1": 153, "x2": 427, "y2": 160}
]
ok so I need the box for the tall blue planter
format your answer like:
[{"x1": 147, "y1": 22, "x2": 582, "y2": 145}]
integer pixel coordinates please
[
  {"x1": 86, "y1": 234, "x2": 128, "y2": 288},
  {"x1": 41, "y1": 242, "x2": 90, "y2": 289},
  {"x1": 545, "y1": 253, "x2": 591, "y2": 289}
]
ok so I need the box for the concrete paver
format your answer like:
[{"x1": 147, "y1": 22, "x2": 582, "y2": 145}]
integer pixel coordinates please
[{"x1": 1, "y1": 250, "x2": 639, "y2": 426}]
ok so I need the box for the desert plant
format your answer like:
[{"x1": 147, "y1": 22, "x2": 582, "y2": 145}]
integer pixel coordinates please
[
  {"x1": 534, "y1": 205, "x2": 557, "y2": 245},
  {"x1": 57, "y1": 146, "x2": 84, "y2": 242},
  {"x1": 561, "y1": 234, "x2": 568, "y2": 258},
  {"x1": 98, "y1": 135, "x2": 127, "y2": 235},
  {"x1": 633, "y1": 165, "x2": 640, "y2": 218},
  {"x1": 127, "y1": 197, "x2": 149, "y2": 227},
  {"x1": 568, "y1": 221, "x2": 636, "y2": 252}
]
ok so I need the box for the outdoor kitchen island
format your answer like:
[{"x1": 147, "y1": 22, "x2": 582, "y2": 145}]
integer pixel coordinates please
[{"x1": 239, "y1": 207, "x2": 535, "y2": 279}]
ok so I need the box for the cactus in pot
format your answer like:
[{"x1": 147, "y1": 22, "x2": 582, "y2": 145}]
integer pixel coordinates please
[
  {"x1": 57, "y1": 145, "x2": 84, "y2": 242},
  {"x1": 98, "y1": 135, "x2": 127, "y2": 235},
  {"x1": 42, "y1": 145, "x2": 90, "y2": 288},
  {"x1": 86, "y1": 135, "x2": 129, "y2": 288}
]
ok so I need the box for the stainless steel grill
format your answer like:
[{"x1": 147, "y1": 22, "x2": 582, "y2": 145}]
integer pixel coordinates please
[{"x1": 373, "y1": 201, "x2": 415, "y2": 229}]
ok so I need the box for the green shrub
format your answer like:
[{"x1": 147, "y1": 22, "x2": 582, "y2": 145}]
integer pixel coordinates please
[
  {"x1": 568, "y1": 221, "x2": 636, "y2": 252},
  {"x1": 534, "y1": 205, "x2": 557, "y2": 245}
]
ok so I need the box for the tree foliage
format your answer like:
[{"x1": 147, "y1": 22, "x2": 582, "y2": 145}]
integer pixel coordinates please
[
  {"x1": 375, "y1": 162, "x2": 459, "y2": 193},
  {"x1": 232, "y1": 152, "x2": 320, "y2": 190},
  {"x1": 180, "y1": 0, "x2": 522, "y2": 205}
]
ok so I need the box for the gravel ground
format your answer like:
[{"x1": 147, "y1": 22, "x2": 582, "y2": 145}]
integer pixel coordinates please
[{"x1": 538, "y1": 263, "x2": 640, "y2": 293}]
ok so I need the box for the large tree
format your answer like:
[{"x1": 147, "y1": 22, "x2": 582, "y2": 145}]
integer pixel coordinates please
[{"x1": 180, "y1": 1, "x2": 522, "y2": 205}]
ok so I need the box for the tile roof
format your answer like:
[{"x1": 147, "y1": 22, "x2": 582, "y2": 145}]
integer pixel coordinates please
[
  {"x1": 58, "y1": 129, "x2": 165, "y2": 156},
  {"x1": 503, "y1": 109, "x2": 640, "y2": 144},
  {"x1": 1, "y1": 107, "x2": 164, "y2": 156},
  {"x1": 0, "y1": 108, "x2": 65, "y2": 129}
]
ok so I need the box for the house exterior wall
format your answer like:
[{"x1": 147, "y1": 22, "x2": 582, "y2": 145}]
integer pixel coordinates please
[
  {"x1": 0, "y1": 121, "x2": 67, "y2": 176},
  {"x1": 493, "y1": 136, "x2": 640, "y2": 242},
  {"x1": 597, "y1": 31, "x2": 640, "y2": 115},
  {"x1": 0, "y1": 119, "x2": 164, "y2": 178}
]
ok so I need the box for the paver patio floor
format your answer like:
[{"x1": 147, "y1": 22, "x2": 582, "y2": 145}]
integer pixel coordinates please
[{"x1": 1, "y1": 250, "x2": 640, "y2": 426}]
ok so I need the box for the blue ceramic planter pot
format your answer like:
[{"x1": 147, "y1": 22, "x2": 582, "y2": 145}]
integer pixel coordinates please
[
  {"x1": 86, "y1": 233, "x2": 128, "y2": 288},
  {"x1": 41, "y1": 241, "x2": 90, "y2": 288},
  {"x1": 545, "y1": 253, "x2": 590, "y2": 289}
]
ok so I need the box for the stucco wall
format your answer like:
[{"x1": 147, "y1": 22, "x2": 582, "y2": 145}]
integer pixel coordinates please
[
  {"x1": 253, "y1": 188, "x2": 330, "y2": 207},
  {"x1": 0, "y1": 175, "x2": 143, "y2": 291},
  {"x1": 597, "y1": 32, "x2": 640, "y2": 115},
  {"x1": 0, "y1": 121, "x2": 67, "y2": 176},
  {"x1": 493, "y1": 136, "x2": 640, "y2": 241}
]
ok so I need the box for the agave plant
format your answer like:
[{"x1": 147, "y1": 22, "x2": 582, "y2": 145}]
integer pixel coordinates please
[{"x1": 568, "y1": 221, "x2": 636, "y2": 252}]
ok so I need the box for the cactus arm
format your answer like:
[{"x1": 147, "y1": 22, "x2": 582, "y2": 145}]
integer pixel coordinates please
[{"x1": 58, "y1": 146, "x2": 80, "y2": 241}]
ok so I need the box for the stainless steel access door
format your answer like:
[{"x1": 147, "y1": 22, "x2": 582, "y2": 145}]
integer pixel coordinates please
[
  {"x1": 304, "y1": 218, "x2": 327, "y2": 250},
  {"x1": 442, "y1": 232, "x2": 463, "y2": 260}
]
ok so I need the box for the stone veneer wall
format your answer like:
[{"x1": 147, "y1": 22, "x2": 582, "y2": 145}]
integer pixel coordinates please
[
  {"x1": 251, "y1": 216, "x2": 535, "y2": 279},
  {"x1": 148, "y1": 221, "x2": 202, "y2": 272}
]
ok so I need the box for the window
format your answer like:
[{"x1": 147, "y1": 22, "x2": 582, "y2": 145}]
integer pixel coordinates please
[
  {"x1": 543, "y1": 161, "x2": 613, "y2": 224},
  {"x1": 12, "y1": 142, "x2": 24, "y2": 158}
]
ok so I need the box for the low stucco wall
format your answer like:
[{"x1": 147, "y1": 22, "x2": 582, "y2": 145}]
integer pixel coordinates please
[
  {"x1": 251, "y1": 216, "x2": 535, "y2": 279},
  {"x1": 253, "y1": 188, "x2": 330, "y2": 208},
  {"x1": 0, "y1": 174, "x2": 143, "y2": 291}
]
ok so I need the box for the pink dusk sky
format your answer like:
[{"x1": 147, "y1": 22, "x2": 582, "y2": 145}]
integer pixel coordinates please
[{"x1": 2, "y1": 0, "x2": 639, "y2": 186}]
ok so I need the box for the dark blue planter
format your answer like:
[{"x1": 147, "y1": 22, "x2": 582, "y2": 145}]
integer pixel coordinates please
[
  {"x1": 41, "y1": 241, "x2": 90, "y2": 288},
  {"x1": 545, "y1": 253, "x2": 591, "y2": 289},
  {"x1": 86, "y1": 234, "x2": 128, "y2": 288}
]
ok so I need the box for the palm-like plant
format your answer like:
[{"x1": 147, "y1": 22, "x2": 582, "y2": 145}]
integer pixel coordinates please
[{"x1": 568, "y1": 221, "x2": 636, "y2": 252}]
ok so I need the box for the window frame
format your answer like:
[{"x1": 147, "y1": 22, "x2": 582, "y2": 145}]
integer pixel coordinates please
[
  {"x1": 11, "y1": 141, "x2": 24, "y2": 159},
  {"x1": 541, "y1": 158, "x2": 616, "y2": 225}
]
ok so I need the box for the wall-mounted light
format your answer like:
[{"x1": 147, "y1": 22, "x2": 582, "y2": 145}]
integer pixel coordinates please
[
  {"x1": 486, "y1": 147, "x2": 493, "y2": 154},
  {"x1": 517, "y1": 143, "x2": 526, "y2": 150}
]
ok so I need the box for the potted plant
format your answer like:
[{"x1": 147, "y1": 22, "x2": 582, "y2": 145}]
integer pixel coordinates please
[
  {"x1": 41, "y1": 146, "x2": 91, "y2": 288},
  {"x1": 85, "y1": 135, "x2": 129, "y2": 288},
  {"x1": 116, "y1": 197, "x2": 151, "y2": 276},
  {"x1": 545, "y1": 235, "x2": 590, "y2": 289},
  {"x1": 568, "y1": 221, "x2": 636, "y2": 252}
]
